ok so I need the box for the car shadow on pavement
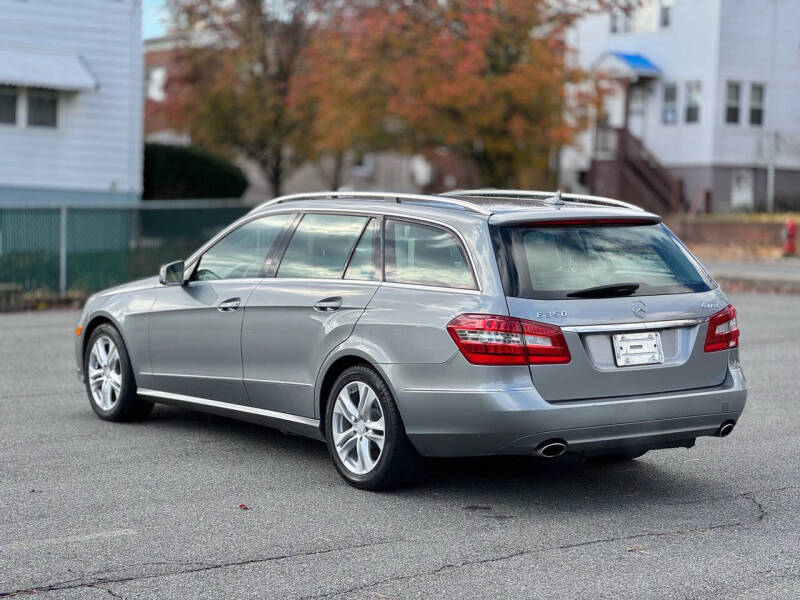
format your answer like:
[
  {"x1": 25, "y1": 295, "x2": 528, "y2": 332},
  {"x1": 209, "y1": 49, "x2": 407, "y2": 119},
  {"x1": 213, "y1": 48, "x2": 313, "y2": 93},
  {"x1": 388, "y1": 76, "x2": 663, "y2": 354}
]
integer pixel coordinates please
[{"x1": 142, "y1": 404, "x2": 729, "y2": 510}]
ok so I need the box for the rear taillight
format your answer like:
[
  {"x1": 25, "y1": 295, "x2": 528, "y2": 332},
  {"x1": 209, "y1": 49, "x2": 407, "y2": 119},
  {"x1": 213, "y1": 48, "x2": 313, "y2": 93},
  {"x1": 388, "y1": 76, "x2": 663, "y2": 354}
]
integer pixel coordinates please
[
  {"x1": 446, "y1": 314, "x2": 571, "y2": 366},
  {"x1": 704, "y1": 304, "x2": 739, "y2": 352}
]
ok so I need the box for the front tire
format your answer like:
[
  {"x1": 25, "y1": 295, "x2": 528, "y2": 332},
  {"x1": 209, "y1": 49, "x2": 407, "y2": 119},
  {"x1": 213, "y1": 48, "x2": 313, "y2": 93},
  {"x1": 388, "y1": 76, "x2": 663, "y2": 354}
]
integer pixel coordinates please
[
  {"x1": 325, "y1": 365, "x2": 419, "y2": 490},
  {"x1": 83, "y1": 324, "x2": 152, "y2": 421}
]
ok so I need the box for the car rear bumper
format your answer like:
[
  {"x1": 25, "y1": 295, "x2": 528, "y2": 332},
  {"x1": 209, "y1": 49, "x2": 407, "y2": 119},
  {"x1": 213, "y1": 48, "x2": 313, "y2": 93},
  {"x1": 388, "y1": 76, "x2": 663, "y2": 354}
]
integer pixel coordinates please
[{"x1": 386, "y1": 363, "x2": 747, "y2": 458}]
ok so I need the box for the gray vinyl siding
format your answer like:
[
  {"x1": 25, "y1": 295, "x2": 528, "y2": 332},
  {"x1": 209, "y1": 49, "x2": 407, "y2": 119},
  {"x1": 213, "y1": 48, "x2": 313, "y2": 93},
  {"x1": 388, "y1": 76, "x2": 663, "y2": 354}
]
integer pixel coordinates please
[{"x1": 0, "y1": 0, "x2": 142, "y2": 202}]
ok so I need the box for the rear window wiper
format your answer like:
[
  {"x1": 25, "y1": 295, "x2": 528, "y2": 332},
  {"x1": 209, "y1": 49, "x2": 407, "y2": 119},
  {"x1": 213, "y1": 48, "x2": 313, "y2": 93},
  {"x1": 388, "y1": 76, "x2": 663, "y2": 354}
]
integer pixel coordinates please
[{"x1": 566, "y1": 282, "x2": 640, "y2": 298}]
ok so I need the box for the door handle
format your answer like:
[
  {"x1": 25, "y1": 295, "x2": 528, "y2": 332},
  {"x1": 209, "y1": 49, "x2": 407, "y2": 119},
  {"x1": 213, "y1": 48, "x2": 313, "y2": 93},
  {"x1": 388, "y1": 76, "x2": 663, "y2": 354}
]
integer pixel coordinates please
[
  {"x1": 217, "y1": 297, "x2": 241, "y2": 312},
  {"x1": 313, "y1": 297, "x2": 343, "y2": 312}
]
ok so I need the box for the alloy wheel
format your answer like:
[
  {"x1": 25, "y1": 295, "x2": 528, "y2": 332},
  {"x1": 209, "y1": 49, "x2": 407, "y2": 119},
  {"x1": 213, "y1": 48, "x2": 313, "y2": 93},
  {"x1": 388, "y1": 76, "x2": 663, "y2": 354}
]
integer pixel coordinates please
[
  {"x1": 88, "y1": 335, "x2": 122, "y2": 411},
  {"x1": 331, "y1": 381, "x2": 386, "y2": 475}
]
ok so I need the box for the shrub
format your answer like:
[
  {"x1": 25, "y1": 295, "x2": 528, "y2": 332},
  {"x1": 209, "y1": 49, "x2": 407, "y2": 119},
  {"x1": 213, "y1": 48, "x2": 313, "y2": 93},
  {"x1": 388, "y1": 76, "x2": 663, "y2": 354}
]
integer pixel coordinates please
[{"x1": 143, "y1": 143, "x2": 248, "y2": 200}]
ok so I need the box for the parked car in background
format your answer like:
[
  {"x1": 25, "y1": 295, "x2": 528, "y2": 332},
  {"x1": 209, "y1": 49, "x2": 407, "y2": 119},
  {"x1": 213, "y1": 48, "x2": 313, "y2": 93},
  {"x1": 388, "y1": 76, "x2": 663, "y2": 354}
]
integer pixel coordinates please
[{"x1": 74, "y1": 190, "x2": 747, "y2": 489}]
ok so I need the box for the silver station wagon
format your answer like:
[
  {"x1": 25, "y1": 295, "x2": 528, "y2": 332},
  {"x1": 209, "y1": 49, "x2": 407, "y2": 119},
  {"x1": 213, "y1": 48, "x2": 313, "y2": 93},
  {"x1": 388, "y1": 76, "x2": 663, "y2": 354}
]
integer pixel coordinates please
[{"x1": 75, "y1": 190, "x2": 747, "y2": 489}]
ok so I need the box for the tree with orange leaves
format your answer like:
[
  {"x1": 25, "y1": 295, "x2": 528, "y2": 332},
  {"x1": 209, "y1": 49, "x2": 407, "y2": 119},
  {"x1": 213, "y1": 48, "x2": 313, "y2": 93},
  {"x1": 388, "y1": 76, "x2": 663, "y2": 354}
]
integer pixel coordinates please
[
  {"x1": 164, "y1": 0, "x2": 313, "y2": 197},
  {"x1": 298, "y1": 0, "x2": 615, "y2": 189},
  {"x1": 164, "y1": 0, "x2": 620, "y2": 193}
]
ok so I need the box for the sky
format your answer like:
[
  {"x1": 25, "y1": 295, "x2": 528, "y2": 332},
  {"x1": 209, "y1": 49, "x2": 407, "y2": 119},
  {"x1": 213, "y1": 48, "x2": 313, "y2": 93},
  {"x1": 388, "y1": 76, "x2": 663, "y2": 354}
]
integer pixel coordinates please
[{"x1": 142, "y1": 0, "x2": 168, "y2": 40}]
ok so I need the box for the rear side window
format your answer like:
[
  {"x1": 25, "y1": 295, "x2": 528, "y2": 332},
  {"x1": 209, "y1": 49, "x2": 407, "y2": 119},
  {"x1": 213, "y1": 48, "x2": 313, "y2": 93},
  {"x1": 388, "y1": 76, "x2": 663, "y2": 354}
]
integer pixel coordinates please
[
  {"x1": 385, "y1": 219, "x2": 475, "y2": 289},
  {"x1": 344, "y1": 218, "x2": 379, "y2": 280},
  {"x1": 195, "y1": 213, "x2": 292, "y2": 281},
  {"x1": 278, "y1": 213, "x2": 368, "y2": 279},
  {"x1": 492, "y1": 222, "x2": 714, "y2": 299}
]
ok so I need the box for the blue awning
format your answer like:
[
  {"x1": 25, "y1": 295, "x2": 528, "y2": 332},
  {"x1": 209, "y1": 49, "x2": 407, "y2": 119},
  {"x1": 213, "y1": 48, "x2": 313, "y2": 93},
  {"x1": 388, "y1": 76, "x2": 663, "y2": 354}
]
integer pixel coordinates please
[{"x1": 595, "y1": 52, "x2": 662, "y2": 80}]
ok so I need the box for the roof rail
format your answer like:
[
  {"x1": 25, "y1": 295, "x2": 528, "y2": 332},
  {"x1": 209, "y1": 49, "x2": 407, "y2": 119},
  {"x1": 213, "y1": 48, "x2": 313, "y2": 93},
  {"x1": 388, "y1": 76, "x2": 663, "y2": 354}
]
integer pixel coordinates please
[
  {"x1": 442, "y1": 189, "x2": 644, "y2": 212},
  {"x1": 252, "y1": 191, "x2": 492, "y2": 215}
]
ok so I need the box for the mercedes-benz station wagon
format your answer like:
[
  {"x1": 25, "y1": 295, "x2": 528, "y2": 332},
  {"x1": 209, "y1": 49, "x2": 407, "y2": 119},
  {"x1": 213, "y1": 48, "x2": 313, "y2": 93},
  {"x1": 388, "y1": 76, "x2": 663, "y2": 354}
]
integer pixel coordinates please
[{"x1": 75, "y1": 190, "x2": 746, "y2": 489}]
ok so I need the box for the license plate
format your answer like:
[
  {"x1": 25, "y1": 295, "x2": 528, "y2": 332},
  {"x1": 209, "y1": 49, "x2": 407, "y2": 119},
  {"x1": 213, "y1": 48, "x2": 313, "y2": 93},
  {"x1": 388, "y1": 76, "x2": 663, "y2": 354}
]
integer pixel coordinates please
[{"x1": 612, "y1": 331, "x2": 664, "y2": 367}]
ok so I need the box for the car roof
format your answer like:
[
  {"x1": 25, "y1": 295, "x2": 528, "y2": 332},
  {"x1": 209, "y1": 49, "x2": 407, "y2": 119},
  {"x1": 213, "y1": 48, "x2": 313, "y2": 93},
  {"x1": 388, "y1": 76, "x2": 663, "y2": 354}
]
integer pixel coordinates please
[{"x1": 248, "y1": 190, "x2": 661, "y2": 225}]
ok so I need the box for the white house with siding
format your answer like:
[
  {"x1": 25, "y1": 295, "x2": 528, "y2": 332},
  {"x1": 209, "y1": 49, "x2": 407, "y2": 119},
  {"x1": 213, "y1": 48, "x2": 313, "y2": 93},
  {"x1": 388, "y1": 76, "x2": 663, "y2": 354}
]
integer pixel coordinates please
[
  {"x1": 0, "y1": 0, "x2": 142, "y2": 205},
  {"x1": 562, "y1": 0, "x2": 800, "y2": 212}
]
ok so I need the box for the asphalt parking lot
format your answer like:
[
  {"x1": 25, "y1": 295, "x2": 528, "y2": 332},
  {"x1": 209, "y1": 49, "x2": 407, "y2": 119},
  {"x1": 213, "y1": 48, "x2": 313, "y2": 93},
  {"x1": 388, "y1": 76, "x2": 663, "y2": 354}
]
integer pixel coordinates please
[{"x1": 1, "y1": 292, "x2": 798, "y2": 599}]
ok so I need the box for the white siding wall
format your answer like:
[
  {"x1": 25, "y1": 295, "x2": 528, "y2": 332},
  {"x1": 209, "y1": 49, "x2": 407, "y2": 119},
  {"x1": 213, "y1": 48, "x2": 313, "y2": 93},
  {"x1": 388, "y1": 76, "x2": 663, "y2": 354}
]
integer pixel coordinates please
[
  {"x1": 715, "y1": 0, "x2": 800, "y2": 171},
  {"x1": 568, "y1": 0, "x2": 722, "y2": 169},
  {"x1": 0, "y1": 0, "x2": 142, "y2": 201}
]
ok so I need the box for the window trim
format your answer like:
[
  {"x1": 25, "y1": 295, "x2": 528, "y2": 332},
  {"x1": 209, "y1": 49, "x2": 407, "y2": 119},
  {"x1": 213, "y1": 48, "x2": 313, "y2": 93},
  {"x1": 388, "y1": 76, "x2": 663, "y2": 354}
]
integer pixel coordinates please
[{"x1": 383, "y1": 216, "x2": 479, "y2": 292}]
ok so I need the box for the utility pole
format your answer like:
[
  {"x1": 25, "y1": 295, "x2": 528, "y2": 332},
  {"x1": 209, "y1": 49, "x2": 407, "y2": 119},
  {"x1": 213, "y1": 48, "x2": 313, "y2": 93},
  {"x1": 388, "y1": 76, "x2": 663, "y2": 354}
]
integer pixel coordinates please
[
  {"x1": 766, "y1": 131, "x2": 776, "y2": 213},
  {"x1": 766, "y1": 0, "x2": 778, "y2": 213}
]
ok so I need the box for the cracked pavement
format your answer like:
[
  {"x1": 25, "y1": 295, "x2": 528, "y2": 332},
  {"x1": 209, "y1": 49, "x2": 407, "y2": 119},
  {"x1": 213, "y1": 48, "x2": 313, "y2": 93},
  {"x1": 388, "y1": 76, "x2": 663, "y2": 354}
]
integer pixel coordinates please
[{"x1": 1, "y1": 292, "x2": 798, "y2": 599}]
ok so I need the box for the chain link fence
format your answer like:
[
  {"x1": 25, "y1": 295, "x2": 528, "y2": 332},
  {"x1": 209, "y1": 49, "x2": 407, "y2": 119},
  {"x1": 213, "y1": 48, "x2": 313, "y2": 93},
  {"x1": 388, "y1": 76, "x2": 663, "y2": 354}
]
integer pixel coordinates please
[{"x1": 0, "y1": 201, "x2": 251, "y2": 299}]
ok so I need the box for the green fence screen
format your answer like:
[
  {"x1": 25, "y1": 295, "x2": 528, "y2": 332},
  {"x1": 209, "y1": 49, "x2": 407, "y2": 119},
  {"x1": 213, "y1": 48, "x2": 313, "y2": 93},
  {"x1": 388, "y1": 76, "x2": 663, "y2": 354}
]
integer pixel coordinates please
[{"x1": 0, "y1": 202, "x2": 251, "y2": 296}]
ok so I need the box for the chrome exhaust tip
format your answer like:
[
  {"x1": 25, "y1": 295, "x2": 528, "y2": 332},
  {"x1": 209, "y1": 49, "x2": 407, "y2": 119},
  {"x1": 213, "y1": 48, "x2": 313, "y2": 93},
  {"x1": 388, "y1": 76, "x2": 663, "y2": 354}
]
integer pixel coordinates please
[
  {"x1": 535, "y1": 440, "x2": 567, "y2": 458},
  {"x1": 717, "y1": 421, "x2": 736, "y2": 438}
]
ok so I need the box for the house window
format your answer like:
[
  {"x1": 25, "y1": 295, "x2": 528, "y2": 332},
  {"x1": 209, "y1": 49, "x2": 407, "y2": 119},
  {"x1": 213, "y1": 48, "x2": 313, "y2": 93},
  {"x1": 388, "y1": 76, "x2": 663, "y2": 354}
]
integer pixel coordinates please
[
  {"x1": 609, "y1": 4, "x2": 631, "y2": 34},
  {"x1": 27, "y1": 89, "x2": 58, "y2": 128},
  {"x1": 0, "y1": 86, "x2": 16, "y2": 125},
  {"x1": 725, "y1": 81, "x2": 741, "y2": 124},
  {"x1": 660, "y1": 0, "x2": 673, "y2": 28},
  {"x1": 147, "y1": 66, "x2": 167, "y2": 102},
  {"x1": 750, "y1": 83, "x2": 764, "y2": 126},
  {"x1": 685, "y1": 81, "x2": 701, "y2": 123},
  {"x1": 662, "y1": 83, "x2": 677, "y2": 124}
]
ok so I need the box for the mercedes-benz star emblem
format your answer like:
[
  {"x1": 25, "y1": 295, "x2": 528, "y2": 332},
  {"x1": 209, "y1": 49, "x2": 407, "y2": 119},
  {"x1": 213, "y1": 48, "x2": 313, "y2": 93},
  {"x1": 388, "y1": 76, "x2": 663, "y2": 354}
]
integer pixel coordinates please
[{"x1": 632, "y1": 300, "x2": 648, "y2": 319}]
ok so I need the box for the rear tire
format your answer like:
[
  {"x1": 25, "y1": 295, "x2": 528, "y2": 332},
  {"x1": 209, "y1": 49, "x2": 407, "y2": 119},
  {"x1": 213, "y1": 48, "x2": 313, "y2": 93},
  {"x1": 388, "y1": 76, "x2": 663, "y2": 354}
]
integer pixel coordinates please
[
  {"x1": 325, "y1": 365, "x2": 419, "y2": 490},
  {"x1": 83, "y1": 324, "x2": 153, "y2": 422}
]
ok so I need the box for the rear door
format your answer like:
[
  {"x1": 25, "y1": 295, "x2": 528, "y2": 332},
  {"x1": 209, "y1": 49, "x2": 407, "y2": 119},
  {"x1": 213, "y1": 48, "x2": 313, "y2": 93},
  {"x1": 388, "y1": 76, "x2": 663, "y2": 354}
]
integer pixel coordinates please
[
  {"x1": 241, "y1": 213, "x2": 381, "y2": 418},
  {"x1": 492, "y1": 218, "x2": 731, "y2": 402}
]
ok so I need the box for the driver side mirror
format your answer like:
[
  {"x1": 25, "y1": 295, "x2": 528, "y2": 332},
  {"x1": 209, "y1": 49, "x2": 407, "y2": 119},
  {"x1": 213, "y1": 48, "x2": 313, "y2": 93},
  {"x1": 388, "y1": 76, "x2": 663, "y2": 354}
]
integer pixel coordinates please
[{"x1": 159, "y1": 260, "x2": 186, "y2": 286}]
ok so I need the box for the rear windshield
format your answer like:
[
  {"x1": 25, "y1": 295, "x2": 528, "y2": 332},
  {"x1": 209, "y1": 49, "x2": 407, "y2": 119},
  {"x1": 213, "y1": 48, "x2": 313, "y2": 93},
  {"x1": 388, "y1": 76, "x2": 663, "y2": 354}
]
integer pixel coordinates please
[{"x1": 491, "y1": 222, "x2": 714, "y2": 300}]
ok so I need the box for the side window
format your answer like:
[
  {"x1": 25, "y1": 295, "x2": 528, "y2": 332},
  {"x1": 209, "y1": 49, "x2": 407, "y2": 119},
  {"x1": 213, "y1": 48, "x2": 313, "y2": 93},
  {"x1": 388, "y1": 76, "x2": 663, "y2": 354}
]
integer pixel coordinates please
[
  {"x1": 344, "y1": 218, "x2": 379, "y2": 280},
  {"x1": 725, "y1": 81, "x2": 741, "y2": 124},
  {"x1": 385, "y1": 219, "x2": 475, "y2": 289},
  {"x1": 0, "y1": 86, "x2": 17, "y2": 124},
  {"x1": 28, "y1": 89, "x2": 58, "y2": 128},
  {"x1": 195, "y1": 213, "x2": 292, "y2": 281},
  {"x1": 277, "y1": 213, "x2": 368, "y2": 279},
  {"x1": 750, "y1": 83, "x2": 764, "y2": 126},
  {"x1": 662, "y1": 83, "x2": 677, "y2": 125},
  {"x1": 685, "y1": 81, "x2": 701, "y2": 123}
]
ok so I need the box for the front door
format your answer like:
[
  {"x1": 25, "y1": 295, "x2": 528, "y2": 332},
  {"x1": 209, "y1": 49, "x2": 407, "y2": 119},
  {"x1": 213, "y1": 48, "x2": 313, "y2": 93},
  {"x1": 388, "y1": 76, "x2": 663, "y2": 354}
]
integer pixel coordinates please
[
  {"x1": 147, "y1": 212, "x2": 294, "y2": 404},
  {"x1": 242, "y1": 214, "x2": 381, "y2": 418}
]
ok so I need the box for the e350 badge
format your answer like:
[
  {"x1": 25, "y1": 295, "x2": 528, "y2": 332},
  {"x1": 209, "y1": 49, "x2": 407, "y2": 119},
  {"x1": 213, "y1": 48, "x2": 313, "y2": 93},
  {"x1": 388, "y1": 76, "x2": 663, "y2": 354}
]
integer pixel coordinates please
[{"x1": 536, "y1": 311, "x2": 568, "y2": 319}]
